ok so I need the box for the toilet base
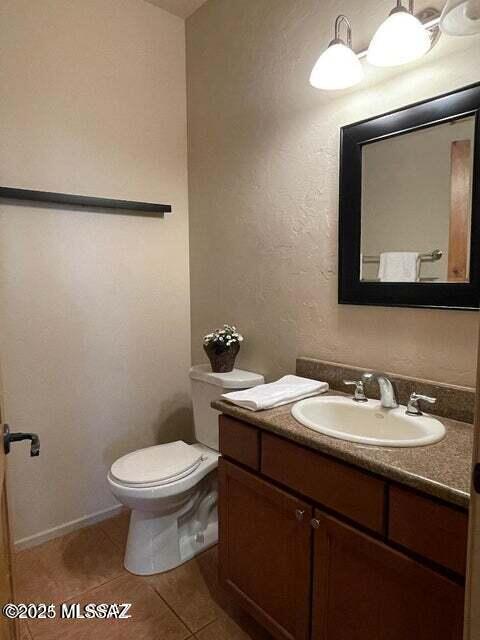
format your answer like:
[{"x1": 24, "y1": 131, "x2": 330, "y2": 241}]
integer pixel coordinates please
[
  {"x1": 123, "y1": 473, "x2": 218, "y2": 576},
  {"x1": 124, "y1": 511, "x2": 218, "y2": 575}
]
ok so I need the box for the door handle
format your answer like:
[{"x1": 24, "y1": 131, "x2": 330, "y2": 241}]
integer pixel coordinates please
[{"x1": 3, "y1": 424, "x2": 40, "y2": 457}]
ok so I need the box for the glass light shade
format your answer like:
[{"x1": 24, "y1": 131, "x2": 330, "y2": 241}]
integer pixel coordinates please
[
  {"x1": 440, "y1": 0, "x2": 480, "y2": 35},
  {"x1": 310, "y1": 42, "x2": 364, "y2": 91},
  {"x1": 367, "y1": 10, "x2": 432, "y2": 67}
]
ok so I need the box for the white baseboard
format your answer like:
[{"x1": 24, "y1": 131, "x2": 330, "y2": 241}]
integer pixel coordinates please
[{"x1": 14, "y1": 504, "x2": 125, "y2": 552}]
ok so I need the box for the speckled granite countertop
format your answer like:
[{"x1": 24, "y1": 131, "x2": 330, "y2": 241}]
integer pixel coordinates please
[{"x1": 212, "y1": 393, "x2": 474, "y2": 509}]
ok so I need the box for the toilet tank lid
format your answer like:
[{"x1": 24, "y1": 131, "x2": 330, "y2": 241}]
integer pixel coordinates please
[{"x1": 189, "y1": 364, "x2": 264, "y2": 389}]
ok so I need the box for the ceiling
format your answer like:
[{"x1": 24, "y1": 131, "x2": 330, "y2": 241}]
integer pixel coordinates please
[{"x1": 144, "y1": 0, "x2": 208, "y2": 19}]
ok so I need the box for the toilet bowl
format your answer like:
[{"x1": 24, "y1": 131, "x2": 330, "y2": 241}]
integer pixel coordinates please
[{"x1": 108, "y1": 365, "x2": 264, "y2": 575}]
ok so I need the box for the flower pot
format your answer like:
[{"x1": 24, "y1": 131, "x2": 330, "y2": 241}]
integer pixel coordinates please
[{"x1": 203, "y1": 341, "x2": 240, "y2": 373}]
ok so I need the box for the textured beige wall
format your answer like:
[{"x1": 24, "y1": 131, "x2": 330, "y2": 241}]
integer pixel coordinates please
[
  {"x1": 0, "y1": 0, "x2": 191, "y2": 543},
  {"x1": 187, "y1": 0, "x2": 480, "y2": 387}
]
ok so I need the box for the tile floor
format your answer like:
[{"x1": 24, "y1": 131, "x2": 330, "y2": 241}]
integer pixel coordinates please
[{"x1": 14, "y1": 512, "x2": 273, "y2": 640}]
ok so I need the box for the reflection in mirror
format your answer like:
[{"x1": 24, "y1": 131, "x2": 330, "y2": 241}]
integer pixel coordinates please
[{"x1": 360, "y1": 115, "x2": 475, "y2": 283}]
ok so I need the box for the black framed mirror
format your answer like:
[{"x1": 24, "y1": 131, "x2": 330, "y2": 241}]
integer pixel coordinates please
[{"x1": 339, "y1": 83, "x2": 480, "y2": 310}]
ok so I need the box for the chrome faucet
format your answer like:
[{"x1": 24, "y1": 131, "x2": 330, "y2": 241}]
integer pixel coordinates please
[
  {"x1": 362, "y1": 372, "x2": 399, "y2": 409},
  {"x1": 406, "y1": 392, "x2": 436, "y2": 416},
  {"x1": 343, "y1": 379, "x2": 368, "y2": 402}
]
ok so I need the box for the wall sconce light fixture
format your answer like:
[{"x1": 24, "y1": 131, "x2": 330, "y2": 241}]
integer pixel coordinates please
[
  {"x1": 367, "y1": 1, "x2": 432, "y2": 67},
  {"x1": 440, "y1": 0, "x2": 480, "y2": 35},
  {"x1": 309, "y1": 15, "x2": 364, "y2": 90},
  {"x1": 310, "y1": 1, "x2": 479, "y2": 91}
]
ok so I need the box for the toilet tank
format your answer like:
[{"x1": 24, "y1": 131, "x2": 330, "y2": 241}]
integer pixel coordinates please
[{"x1": 189, "y1": 365, "x2": 264, "y2": 451}]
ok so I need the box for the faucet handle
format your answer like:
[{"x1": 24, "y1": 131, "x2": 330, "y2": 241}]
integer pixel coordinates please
[
  {"x1": 343, "y1": 380, "x2": 368, "y2": 403},
  {"x1": 406, "y1": 392, "x2": 436, "y2": 416}
]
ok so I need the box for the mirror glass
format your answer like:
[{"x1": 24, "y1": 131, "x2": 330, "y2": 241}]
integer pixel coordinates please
[{"x1": 360, "y1": 115, "x2": 475, "y2": 283}]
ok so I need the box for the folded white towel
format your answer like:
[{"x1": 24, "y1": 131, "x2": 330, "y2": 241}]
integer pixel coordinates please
[
  {"x1": 222, "y1": 375, "x2": 329, "y2": 412},
  {"x1": 378, "y1": 252, "x2": 419, "y2": 282}
]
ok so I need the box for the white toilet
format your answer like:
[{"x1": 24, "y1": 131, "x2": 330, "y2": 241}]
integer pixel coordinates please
[{"x1": 108, "y1": 364, "x2": 264, "y2": 576}]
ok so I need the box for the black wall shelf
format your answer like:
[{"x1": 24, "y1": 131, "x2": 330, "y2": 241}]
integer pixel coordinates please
[{"x1": 0, "y1": 187, "x2": 172, "y2": 218}]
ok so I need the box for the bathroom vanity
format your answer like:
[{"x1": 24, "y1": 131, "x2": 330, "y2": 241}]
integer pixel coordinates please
[{"x1": 214, "y1": 360, "x2": 473, "y2": 640}]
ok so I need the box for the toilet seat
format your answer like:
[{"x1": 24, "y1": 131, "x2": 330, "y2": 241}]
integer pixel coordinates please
[
  {"x1": 110, "y1": 441, "x2": 203, "y2": 489},
  {"x1": 108, "y1": 443, "x2": 218, "y2": 504}
]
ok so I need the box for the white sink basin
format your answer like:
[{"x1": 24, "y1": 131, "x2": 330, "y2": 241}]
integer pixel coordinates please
[{"x1": 291, "y1": 396, "x2": 446, "y2": 448}]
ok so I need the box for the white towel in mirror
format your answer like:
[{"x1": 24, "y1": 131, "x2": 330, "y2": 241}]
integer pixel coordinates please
[{"x1": 378, "y1": 252, "x2": 420, "y2": 282}]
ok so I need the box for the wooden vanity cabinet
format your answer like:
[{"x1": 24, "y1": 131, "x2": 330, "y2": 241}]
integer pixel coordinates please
[
  {"x1": 261, "y1": 432, "x2": 386, "y2": 534},
  {"x1": 218, "y1": 459, "x2": 312, "y2": 640},
  {"x1": 219, "y1": 415, "x2": 260, "y2": 471},
  {"x1": 388, "y1": 484, "x2": 468, "y2": 575},
  {"x1": 218, "y1": 416, "x2": 467, "y2": 640},
  {"x1": 312, "y1": 512, "x2": 465, "y2": 640}
]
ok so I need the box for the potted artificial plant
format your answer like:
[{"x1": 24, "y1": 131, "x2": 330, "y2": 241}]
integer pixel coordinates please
[{"x1": 203, "y1": 324, "x2": 243, "y2": 373}]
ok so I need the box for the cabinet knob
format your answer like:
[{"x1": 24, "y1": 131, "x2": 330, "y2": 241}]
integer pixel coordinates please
[
  {"x1": 295, "y1": 509, "x2": 305, "y2": 521},
  {"x1": 311, "y1": 519, "x2": 321, "y2": 529}
]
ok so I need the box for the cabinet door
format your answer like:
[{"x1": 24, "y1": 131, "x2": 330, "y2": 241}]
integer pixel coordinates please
[
  {"x1": 219, "y1": 458, "x2": 312, "y2": 640},
  {"x1": 312, "y1": 512, "x2": 464, "y2": 640}
]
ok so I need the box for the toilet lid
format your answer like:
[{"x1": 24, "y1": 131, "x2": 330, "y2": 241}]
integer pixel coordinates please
[{"x1": 110, "y1": 441, "x2": 203, "y2": 487}]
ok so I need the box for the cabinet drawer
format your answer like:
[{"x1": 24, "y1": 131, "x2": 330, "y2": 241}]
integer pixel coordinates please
[
  {"x1": 261, "y1": 432, "x2": 386, "y2": 534},
  {"x1": 219, "y1": 415, "x2": 260, "y2": 470},
  {"x1": 388, "y1": 485, "x2": 468, "y2": 575}
]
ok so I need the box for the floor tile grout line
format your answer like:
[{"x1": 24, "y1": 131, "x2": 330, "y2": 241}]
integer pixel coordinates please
[
  {"x1": 147, "y1": 583, "x2": 203, "y2": 635},
  {"x1": 24, "y1": 575, "x2": 194, "y2": 640},
  {"x1": 22, "y1": 621, "x2": 34, "y2": 640},
  {"x1": 25, "y1": 621, "x2": 43, "y2": 640},
  {"x1": 15, "y1": 528, "x2": 126, "y2": 607},
  {"x1": 15, "y1": 524, "x2": 129, "y2": 604},
  {"x1": 24, "y1": 577, "x2": 167, "y2": 640},
  {"x1": 31, "y1": 571, "x2": 129, "y2": 609},
  {"x1": 16, "y1": 534, "x2": 226, "y2": 639},
  {"x1": 150, "y1": 547, "x2": 224, "y2": 636},
  {"x1": 89, "y1": 521, "x2": 122, "y2": 548},
  {"x1": 193, "y1": 618, "x2": 221, "y2": 636},
  {"x1": 73, "y1": 572, "x2": 127, "y2": 599},
  {"x1": 97, "y1": 512, "x2": 131, "y2": 551},
  {"x1": 98, "y1": 526, "x2": 125, "y2": 551}
]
